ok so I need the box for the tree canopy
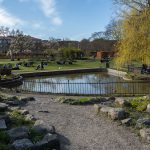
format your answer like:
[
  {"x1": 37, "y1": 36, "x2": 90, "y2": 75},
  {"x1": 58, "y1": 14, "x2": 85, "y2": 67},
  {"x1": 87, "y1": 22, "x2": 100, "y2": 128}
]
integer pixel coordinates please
[{"x1": 115, "y1": 7, "x2": 150, "y2": 66}]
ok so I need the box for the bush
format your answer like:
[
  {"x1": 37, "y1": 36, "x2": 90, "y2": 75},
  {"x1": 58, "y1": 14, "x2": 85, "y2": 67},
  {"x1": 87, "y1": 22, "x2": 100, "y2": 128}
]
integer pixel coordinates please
[
  {"x1": 29, "y1": 129, "x2": 45, "y2": 143},
  {"x1": 0, "y1": 144, "x2": 9, "y2": 150},
  {"x1": 9, "y1": 110, "x2": 33, "y2": 127},
  {"x1": 130, "y1": 96, "x2": 150, "y2": 111},
  {"x1": 0, "y1": 131, "x2": 10, "y2": 144},
  {"x1": 59, "y1": 97, "x2": 100, "y2": 105}
]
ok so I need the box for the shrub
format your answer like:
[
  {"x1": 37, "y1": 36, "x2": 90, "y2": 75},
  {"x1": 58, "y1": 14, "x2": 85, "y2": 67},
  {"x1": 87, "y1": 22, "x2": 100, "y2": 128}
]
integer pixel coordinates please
[
  {"x1": 130, "y1": 96, "x2": 150, "y2": 111},
  {"x1": 29, "y1": 129, "x2": 45, "y2": 143},
  {"x1": 0, "y1": 144, "x2": 9, "y2": 150},
  {"x1": 0, "y1": 131, "x2": 10, "y2": 144},
  {"x1": 9, "y1": 110, "x2": 33, "y2": 127}
]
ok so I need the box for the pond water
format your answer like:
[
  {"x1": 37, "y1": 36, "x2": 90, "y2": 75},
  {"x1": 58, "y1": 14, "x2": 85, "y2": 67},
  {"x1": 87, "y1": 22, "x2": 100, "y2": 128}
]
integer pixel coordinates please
[{"x1": 20, "y1": 73, "x2": 150, "y2": 95}]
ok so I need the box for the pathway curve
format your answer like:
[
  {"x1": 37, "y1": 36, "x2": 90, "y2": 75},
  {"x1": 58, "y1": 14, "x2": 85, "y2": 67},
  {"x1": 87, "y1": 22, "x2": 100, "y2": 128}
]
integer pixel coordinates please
[{"x1": 19, "y1": 94, "x2": 150, "y2": 150}]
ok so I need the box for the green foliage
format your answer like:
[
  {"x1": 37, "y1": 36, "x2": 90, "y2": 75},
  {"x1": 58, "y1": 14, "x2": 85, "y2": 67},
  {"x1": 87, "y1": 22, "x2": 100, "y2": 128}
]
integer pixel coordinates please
[
  {"x1": 130, "y1": 96, "x2": 150, "y2": 111},
  {"x1": 0, "y1": 144, "x2": 9, "y2": 150},
  {"x1": 59, "y1": 97, "x2": 100, "y2": 105},
  {"x1": 0, "y1": 131, "x2": 10, "y2": 150},
  {"x1": 29, "y1": 129, "x2": 45, "y2": 144},
  {"x1": 9, "y1": 110, "x2": 33, "y2": 127},
  {"x1": 0, "y1": 131, "x2": 10, "y2": 144},
  {"x1": 115, "y1": 7, "x2": 150, "y2": 67}
]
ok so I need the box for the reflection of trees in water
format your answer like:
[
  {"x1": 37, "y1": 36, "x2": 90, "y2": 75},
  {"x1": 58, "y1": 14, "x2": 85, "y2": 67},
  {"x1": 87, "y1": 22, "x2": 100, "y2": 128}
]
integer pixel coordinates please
[
  {"x1": 104, "y1": 82, "x2": 150, "y2": 95},
  {"x1": 21, "y1": 74, "x2": 150, "y2": 95}
]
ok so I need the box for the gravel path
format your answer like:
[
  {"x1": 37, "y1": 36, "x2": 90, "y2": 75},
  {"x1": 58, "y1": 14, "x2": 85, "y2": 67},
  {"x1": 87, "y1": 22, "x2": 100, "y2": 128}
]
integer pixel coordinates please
[{"x1": 19, "y1": 94, "x2": 150, "y2": 150}]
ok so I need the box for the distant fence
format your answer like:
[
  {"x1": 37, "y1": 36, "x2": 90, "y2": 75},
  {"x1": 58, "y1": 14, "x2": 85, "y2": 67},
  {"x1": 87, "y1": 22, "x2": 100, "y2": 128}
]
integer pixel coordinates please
[{"x1": 17, "y1": 80, "x2": 150, "y2": 96}]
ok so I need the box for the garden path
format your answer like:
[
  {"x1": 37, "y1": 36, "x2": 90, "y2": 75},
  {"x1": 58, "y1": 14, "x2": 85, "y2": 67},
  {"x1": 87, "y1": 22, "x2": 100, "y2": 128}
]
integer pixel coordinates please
[{"x1": 19, "y1": 94, "x2": 150, "y2": 150}]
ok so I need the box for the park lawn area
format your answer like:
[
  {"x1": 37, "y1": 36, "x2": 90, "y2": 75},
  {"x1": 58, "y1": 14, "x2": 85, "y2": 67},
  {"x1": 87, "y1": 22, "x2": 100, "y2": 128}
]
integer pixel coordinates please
[
  {"x1": 0, "y1": 59, "x2": 103, "y2": 73},
  {"x1": 13, "y1": 60, "x2": 103, "y2": 73}
]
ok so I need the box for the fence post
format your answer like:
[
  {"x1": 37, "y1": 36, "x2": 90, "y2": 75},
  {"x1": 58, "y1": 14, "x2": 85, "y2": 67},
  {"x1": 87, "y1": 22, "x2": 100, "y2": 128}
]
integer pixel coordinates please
[{"x1": 68, "y1": 80, "x2": 70, "y2": 94}]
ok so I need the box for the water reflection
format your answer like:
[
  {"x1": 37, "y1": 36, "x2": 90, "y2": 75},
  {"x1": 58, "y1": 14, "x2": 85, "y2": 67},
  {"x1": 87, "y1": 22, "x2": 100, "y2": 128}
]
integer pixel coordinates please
[{"x1": 20, "y1": 73, "x2": 150, "y2": 95}]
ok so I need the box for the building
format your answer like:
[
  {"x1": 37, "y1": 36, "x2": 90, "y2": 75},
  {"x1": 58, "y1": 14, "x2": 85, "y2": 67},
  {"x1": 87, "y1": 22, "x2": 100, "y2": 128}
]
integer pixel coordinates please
[{"x1": 96, "y1": 51, "x2": 115, "y2": 59}]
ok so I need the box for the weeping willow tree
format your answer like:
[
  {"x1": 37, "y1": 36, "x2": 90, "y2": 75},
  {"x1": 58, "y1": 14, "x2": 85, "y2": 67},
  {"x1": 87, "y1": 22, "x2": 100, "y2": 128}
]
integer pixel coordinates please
[{"x1": 115, "y1": 7, "x2": 150, "y2": 67}]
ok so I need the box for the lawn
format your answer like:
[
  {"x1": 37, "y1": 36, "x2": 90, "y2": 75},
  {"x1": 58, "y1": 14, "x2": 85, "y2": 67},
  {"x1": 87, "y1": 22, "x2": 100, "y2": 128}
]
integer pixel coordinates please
[{"x1": 0, "y1": 59, "x2": 104, "y2": 73}]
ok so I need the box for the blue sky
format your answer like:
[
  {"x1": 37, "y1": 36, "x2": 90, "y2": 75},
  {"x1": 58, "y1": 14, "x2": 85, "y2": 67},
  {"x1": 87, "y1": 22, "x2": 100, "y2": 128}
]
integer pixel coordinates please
[{"x1": 0, "y1": 0, "x2": 114, "y2": 40}]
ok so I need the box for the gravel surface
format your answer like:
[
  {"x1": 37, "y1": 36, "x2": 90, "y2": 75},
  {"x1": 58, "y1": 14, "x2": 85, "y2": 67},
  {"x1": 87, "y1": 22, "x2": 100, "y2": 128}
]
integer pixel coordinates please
[{"x1": 18, "y1": 94, "x2": 150, "y2": 150}]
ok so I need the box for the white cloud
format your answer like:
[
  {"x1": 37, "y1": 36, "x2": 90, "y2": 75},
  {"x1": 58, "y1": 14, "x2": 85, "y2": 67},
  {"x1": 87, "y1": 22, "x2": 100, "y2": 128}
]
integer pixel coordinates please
[
  {"x1": 39, "y1": 0, "x2": 63, "y2": 26},
  {"x1": 0, "y1": 8, "x2": 23, "y2": 27},
  {"x1": 52, "y1": 17, "x2": 62, "y2": 26}
]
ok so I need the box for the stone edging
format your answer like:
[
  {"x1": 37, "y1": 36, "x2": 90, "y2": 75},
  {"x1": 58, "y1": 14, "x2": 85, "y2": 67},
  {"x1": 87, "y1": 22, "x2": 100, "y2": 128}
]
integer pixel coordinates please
[
  {"x1": 0, "y1": 76, "x2": 23, "y2": 88},
  {"x1": 107, "y1": 68, "x2": 127, "y2": 78},
  {"x1": 19, "y1": 68, "x2": 107, "y2": 78}
]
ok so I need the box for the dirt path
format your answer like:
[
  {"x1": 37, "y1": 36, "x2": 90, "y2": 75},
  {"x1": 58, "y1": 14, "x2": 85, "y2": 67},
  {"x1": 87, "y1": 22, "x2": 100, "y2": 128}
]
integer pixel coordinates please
[{"x1": 18, "y1": 94, "x2": 150, "y2": 150}]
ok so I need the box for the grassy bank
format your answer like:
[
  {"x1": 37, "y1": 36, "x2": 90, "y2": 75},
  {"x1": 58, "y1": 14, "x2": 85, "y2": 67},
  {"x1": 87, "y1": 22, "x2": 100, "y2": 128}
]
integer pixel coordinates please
[{"x1": 0, "y1": 59, "x2": 104, "y2": 73}]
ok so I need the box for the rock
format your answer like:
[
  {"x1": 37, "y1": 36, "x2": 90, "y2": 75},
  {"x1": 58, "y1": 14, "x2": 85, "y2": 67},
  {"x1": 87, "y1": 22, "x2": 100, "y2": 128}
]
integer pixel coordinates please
[
  {"x1": 9, "y1": 107, "x2": 21, "y2": 111},
  {"x1": 99, "y1": 97, "x2": 107, "y2": 102},
  {"x1": 100, "y1": 106, "x2": 113, "y2": 114},
  {"x1": 108, "y1": 96, "x2": 116, "y2": 101},
  {"x1": 121, "y1": 118, "x2": 132, "y2": 126},
  {"x1": 0, "y1": 103, "x2": 8, "y2": 111},
  {"x1": 38, "y1": 110, "x2": 49, "y2": 113},
  {"x1": 5, "y1": 100, "x2": 25, "y2": 106},
  {"x1": 34, "y1": 120, "x2": 44, "y2": 126},
  {"x1": 20, "y1": 97, "x2": 35, "y2": 102},
  {"x1": 19, "y1": 109, "x2": 29, "y2": 115},
  {"x1": 33, "y1": 125, "x2": 55, "y2": 134},
  {"x1": 101, "y1": 101, "x2": 113, "y2": 106},
  {"x1": 7, "y1": 126, "x2": 29, "y2": 141},
  {"x1": 25, "y1": 114, "x2": 36, "y2": 121},
  {"x1": 34, "y1": 120, "x2": 55, "y2": 134},
  {"x1": 0, "y1": 115, "x2": 11, "y2": 124},
  {"x1": 140, "y1": 128, "x2": 150, "y2": 143},
  {"x1": 34, "y1": 133, "x2": 60, "y2": 150},
  {"x1": 108, "y1": 108, "x2": 126, "y2": 120},
  {"x1": 12, "y1": 138, "x2": 33, "y2": 150},
  {"x1": 115, "y1": 98, "x2": 129, "y2": 107},
  {"x1": 143, "y1": 95, "x2": 150, "y2": 99},
  {"x1": 93, "y1": 104, "x2": 102, "y2": 114},
  {"x1": 146, "y1": 104, "x2": 150, "y2": 112},
  {"x1": 0, "y1": 119, "x2": 7, "y2": 130},
  {"x1": 136, "y1": 118, "x2": 150, "y2": 128}
]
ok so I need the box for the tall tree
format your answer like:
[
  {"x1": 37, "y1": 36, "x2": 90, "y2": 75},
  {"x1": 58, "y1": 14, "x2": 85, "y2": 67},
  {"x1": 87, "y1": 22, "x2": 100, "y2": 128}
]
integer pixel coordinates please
[
  {"x1": 115, "y1": 7, "x2": 150, "y2": 67},
  {"x1": 105, "y1": 19, "x2": 122, "y2": 40},
  {"x1": 113, "y1": 0, "x2": 150, "y2": 12}
]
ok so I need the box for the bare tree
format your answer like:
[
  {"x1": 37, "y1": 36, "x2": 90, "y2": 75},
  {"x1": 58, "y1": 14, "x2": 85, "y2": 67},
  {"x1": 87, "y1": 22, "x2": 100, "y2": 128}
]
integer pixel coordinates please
[{"x1": 113, "y1": 0, "x2": 150, "y2": 12}]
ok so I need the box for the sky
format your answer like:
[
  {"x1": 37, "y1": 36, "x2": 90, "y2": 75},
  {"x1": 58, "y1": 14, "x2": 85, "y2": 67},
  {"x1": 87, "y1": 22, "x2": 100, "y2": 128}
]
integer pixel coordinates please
[{"x1": 0, "y1": 0, "x2": 114, "y2": 41}]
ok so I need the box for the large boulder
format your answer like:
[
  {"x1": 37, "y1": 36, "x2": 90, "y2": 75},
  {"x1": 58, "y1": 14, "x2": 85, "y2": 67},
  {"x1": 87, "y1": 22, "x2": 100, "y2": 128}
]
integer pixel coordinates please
[
  {"x1": 0, "y1": 102, "x2": 8, "y2": 111},
  {"x1": 140, "y1": 128, "x2": 150, "y2": 143},
  {"x1": 108, "y1": 108, "x2": 126, "y2": 120},
  {"x1": 19, "y1": 109, "x2": 29, "y2": 115},
  {"x1": 136, "y1": 118, "x2": 150, "y2": 128},
  {"x1": 115, "y1": 98, "x2": 130, "y2": 107},
  {"x1": 5, "y1": 100, "x2": 25, "y2": 106},
  {"x1": 0, "y1": 119, "x2": 7, "y2": 130},
  {"x1": 100, "y1": 106, "x2": 113, "y2": 114},
  {"x1": 20, "y1": 97, "x2": 35, "y2": 102},
  {"x1": 121, "y1": 118, "x2": 132, "y2": 126},
  {"x1": 7, "y1": 126, "x2": 29, "y2": 141},
  {"x1": 146, "y1": 104, "x2": 150, "y2": 112},
  {"x1": 0, "y1": 114, "x2": 11, "y2": 124},
  {"x1": 25, "y1": 114, "x2": 36, "y2": 121},
  {"x1": 93, "y1": 104, "x2": 102, "y2": 114},
  {"x1": 33, "y1": 120, "x2": 55, "y2": 134},
  {"x1": 11, "y1": 138, "x2": 33, "y2": 150},
  {"x1": 34, "y1": 133, "x2": 60, "y2": 150}
]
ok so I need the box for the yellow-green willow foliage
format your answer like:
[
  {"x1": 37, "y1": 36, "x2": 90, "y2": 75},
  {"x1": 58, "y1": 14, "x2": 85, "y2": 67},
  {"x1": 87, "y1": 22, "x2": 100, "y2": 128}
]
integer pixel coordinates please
[{"x1": 115, "y1": 7, "x2": 150, "y2": 67}]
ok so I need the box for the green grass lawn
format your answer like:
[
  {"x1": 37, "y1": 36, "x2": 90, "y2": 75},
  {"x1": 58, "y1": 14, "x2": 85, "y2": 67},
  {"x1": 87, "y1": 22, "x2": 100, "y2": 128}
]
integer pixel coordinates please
[{"x1": 0, "y1": 59, "x2": 104, "y2": 73}]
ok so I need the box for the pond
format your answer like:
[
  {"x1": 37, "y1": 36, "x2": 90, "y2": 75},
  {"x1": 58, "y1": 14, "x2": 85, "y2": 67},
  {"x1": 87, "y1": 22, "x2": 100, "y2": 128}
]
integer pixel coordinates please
[{"x1": 19, "y1": 72, "x2": 150, "y2": 95}]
